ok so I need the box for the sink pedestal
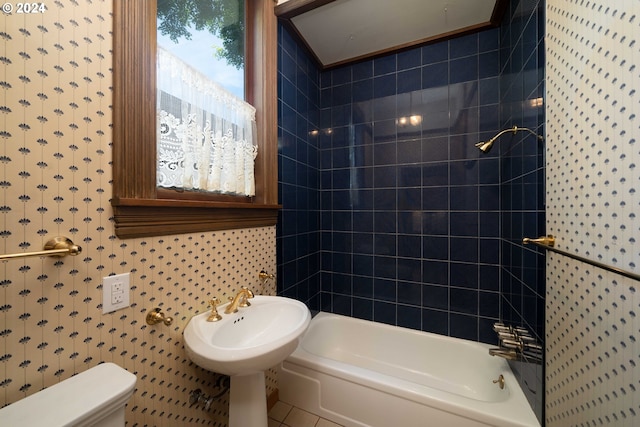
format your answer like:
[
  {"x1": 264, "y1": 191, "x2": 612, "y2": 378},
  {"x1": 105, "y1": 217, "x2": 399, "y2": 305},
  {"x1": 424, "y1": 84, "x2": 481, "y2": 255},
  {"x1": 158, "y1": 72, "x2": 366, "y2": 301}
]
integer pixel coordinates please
[
  {"x1": 229, "y1": 372, "x2": 268, "y2": 427},
  {"x1": 182, "y1": 296, "x2": 311, "y2": 426}
]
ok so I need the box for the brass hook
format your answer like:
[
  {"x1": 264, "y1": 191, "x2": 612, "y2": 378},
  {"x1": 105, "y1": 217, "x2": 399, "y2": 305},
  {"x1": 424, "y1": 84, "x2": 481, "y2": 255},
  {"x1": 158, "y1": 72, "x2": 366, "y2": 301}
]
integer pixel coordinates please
[
  {"x1": 259, "y1": 270, "x2": 275, "y2": 283},
  {"x1": 146, "y1": 307, "x2": 173, "y2": 326}
]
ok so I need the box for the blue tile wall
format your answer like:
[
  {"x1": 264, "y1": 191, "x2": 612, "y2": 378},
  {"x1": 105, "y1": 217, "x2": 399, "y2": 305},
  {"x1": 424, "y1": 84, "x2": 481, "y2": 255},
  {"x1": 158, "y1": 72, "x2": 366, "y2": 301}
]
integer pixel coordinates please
[
  {"x1": 498, "y1": 0, "x2": 545, "y2": 421},
  {"x1": 499, "y1": 0, "x2": 545, "y2": 338},
  {"x1": 277, "y1": 0, "x2": 544, "y2": 355},
  {"x1": 312, "y1": 29, "x2": 505, "y2": 343},
  {"x1": 276, "y1": 25, "x2": 322, "y2": 310},
  {"x1": 277, "y1": 7, "x2": 544, "y2": 418}
]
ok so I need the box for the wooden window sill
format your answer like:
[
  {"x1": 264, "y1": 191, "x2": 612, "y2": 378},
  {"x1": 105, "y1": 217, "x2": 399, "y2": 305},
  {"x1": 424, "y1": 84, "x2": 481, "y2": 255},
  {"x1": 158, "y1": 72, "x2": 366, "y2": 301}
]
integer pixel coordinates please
[{"x1": 112, "y1": 198, "x2": 280, "y2": 238}]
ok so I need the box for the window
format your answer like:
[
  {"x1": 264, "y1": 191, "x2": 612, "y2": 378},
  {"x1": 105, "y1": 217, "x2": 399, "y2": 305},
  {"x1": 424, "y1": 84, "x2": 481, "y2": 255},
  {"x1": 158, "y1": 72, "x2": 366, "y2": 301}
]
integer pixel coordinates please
[
  {"x1": 112, "y1": 0, "x2": 279, "y2": 238},
  {"x1": 157, "y1": 0, "x2": 245, "y2": 98}
]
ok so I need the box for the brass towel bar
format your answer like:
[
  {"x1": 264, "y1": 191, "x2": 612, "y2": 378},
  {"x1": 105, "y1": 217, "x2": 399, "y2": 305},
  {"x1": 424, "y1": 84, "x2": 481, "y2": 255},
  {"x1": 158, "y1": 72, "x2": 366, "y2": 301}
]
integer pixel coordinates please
[
  {"x1": 0, "y1": 236, "x2": 82, "y2": 261},
  {"x1": 523, "y1": 235, "x2": 640, "y2": 282}
]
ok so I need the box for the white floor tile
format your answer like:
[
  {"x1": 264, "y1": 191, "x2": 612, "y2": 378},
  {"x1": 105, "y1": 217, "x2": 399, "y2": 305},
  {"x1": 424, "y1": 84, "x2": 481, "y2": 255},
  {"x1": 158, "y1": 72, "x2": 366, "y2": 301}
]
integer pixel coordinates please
[
  {"x1": 283, "y1": 407, "x2": 320, "y2": 427},
  {"x1": 269, "y1": 400, "x2": 293, "y2": 422},
  {"x1": 316, "y1": 418, "x2": 343, "y2": 427}
]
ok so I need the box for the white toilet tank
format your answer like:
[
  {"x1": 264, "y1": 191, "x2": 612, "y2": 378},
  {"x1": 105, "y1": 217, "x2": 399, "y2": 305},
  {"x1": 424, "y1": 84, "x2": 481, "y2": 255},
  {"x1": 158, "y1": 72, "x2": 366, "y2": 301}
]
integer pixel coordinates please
[{"x1": 0, "y1": 362, "x2": 136, "y2": 427}]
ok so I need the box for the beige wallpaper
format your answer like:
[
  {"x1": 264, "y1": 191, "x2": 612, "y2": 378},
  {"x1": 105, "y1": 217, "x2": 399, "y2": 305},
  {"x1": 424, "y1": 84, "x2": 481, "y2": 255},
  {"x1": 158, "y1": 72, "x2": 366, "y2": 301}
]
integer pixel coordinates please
[
  {"x1": 546, "y1": 0, "x2": 640, "y2": 425},
  {"x1": 1, "y1": 1, "x2": 277, "y2": 425}
]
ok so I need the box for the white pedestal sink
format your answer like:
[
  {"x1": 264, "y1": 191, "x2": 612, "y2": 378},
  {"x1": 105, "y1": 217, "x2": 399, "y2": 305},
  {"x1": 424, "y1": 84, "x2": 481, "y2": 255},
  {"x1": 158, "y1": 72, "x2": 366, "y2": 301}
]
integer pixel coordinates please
[{"x1": 183, "y1": 295, "x2": 311, "y2": 427}]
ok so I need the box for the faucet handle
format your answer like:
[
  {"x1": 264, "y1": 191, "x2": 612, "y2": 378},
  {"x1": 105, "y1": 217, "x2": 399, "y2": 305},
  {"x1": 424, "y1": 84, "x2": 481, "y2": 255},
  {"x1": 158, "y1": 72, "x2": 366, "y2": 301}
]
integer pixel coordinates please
[
  {"x1": 493, "y1": 323, "x2": 510, "y2": 333},
  {"x1": 207, "y1": 298, "x2": 222, "y2": 322},
  {"x1": 500, "y1": 337, "x2": 524, "y2": 351}
]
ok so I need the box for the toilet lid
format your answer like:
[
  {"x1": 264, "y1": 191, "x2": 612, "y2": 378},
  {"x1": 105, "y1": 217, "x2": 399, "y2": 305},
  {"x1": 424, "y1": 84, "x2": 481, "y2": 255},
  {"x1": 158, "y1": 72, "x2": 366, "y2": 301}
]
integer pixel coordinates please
[{"x1": 0, "y1": 363, "x2": 136, "y2": 427}]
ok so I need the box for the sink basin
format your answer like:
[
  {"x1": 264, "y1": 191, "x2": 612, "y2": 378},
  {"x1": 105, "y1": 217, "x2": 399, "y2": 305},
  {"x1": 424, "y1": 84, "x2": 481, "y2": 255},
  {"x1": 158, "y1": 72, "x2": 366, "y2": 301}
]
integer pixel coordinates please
[{"x1": 183, "y1": 295, "x2": 311, "y2": 376}]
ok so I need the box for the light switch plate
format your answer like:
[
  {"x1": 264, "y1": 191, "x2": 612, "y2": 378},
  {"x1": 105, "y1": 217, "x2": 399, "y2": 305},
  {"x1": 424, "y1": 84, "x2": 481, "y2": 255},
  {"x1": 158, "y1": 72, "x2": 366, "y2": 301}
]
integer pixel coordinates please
[{"x1": 103, "y1": 273, "x2": 130, "y2": 314}]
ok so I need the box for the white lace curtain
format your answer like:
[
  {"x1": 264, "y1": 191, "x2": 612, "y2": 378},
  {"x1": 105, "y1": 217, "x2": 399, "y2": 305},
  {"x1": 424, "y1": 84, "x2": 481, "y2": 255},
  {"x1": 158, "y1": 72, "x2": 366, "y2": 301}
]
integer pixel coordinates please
[{"x1": 156, "y1": 46, "x2": 258, "y2": 196}]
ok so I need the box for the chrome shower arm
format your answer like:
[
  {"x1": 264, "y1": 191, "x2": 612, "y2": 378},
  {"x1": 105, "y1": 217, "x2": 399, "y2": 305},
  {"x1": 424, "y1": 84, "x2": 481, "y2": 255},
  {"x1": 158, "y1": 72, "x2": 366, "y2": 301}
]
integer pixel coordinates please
[
  {"x1": 474, "y1": 125, "x2": 544, "y2": 153},
  {"x1": 513, "y1": 125, "x2": 544, "y2": 141},
  {"x1": 492, "y1": 125, "x2": 518, "y2": 141}
]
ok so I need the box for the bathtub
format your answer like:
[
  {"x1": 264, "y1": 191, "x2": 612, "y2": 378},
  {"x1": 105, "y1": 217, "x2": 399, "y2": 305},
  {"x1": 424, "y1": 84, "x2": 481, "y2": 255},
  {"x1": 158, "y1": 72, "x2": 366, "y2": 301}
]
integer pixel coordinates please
[{"x1": 279, "y1": 312, "x2": 540, "y2": 427}]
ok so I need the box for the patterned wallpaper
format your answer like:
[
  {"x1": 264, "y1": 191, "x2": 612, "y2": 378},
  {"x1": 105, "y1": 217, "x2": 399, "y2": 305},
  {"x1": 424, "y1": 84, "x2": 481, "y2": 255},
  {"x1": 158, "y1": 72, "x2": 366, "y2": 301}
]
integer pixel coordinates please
[
  {"x1": 546, "y1": 0, "x2": 640, "y2": 425},
  {"x1": 1, "y1": 1, "x2": 277, "y2": 426}
]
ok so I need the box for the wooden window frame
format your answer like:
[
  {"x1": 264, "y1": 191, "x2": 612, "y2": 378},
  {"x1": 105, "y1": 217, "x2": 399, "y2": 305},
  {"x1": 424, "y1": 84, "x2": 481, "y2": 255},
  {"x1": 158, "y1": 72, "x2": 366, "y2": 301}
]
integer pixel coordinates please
[{"x1": 112, "y1": 0, "x2": 279, "y2": 238}]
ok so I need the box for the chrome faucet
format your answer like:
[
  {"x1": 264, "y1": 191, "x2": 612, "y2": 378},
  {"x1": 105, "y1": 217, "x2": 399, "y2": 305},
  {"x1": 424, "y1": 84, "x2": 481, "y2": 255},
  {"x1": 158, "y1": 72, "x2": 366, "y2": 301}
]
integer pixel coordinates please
[
  {"x1": 225, "y1": 286, "x2": 254, "y2": 314},
  {"x1": 489, "y1": 322, "x2": 543, "y2": 363}
]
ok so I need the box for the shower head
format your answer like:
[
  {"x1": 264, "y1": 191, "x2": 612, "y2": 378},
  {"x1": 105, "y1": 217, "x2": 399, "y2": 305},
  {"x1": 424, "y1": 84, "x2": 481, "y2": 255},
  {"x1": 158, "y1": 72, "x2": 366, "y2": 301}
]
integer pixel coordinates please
[
  {"x1": 474, "y1": 138, "x2": 497, "y2": 153},
  {"x1": 475, "y1": 126, "x2": 543, "y2": 154}
]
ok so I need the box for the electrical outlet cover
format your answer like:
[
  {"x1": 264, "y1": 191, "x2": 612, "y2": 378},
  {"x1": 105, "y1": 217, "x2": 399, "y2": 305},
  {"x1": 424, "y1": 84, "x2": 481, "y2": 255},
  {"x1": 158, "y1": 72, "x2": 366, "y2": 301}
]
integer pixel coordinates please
[{"x1": 103, "y1": 273, "x2": 130, "y2": 314}]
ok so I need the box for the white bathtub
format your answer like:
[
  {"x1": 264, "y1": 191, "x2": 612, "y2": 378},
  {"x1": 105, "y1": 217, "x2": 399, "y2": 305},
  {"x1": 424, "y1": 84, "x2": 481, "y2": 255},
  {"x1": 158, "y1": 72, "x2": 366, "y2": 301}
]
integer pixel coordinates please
[{"x1": 279, "y1": 312, "x2": 540, "y2": 427}]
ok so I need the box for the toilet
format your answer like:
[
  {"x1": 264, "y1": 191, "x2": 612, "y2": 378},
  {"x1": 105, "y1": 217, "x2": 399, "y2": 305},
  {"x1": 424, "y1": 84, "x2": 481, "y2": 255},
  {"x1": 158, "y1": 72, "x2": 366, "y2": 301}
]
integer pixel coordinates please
[{"x1": 0, "y1": 362, "x2": 136, "y2": 427}]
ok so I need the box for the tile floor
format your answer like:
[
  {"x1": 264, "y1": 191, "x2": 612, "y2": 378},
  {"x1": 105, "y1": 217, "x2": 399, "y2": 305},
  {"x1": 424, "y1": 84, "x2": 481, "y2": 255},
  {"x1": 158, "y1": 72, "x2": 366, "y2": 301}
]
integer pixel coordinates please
[{"x1": 268, "y1": 401, "x2": 343, "y2": 427}]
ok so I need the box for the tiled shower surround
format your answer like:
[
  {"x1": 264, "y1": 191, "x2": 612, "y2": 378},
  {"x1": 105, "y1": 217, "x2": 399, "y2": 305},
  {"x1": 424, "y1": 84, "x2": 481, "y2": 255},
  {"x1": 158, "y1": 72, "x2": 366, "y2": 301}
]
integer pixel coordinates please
[
  {"x1": 498, "y1": 0, "x2": 546, "y2": 419},
  {"x1": 499, "y1": 1, "x2": 546, "y2": 341},
  {"x1": 315, "y1": 31, "x2": 508, "y2": 341},
  {"x1": 277, "y1": 1, "x2": 544, "y2": 343},
  {"x1": 278, "y1": 0, "x2": 640, "y2": 424},
  {"x1": 277, "y1": 0, "x2": 545, "y2": 421}
]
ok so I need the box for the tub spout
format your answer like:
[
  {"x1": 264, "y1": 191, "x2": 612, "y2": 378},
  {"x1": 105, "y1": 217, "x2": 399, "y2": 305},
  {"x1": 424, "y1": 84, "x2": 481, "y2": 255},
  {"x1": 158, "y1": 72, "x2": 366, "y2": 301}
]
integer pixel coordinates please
[{"x1": 488, "y1": 348, "x2": 519, "y2": 360}]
